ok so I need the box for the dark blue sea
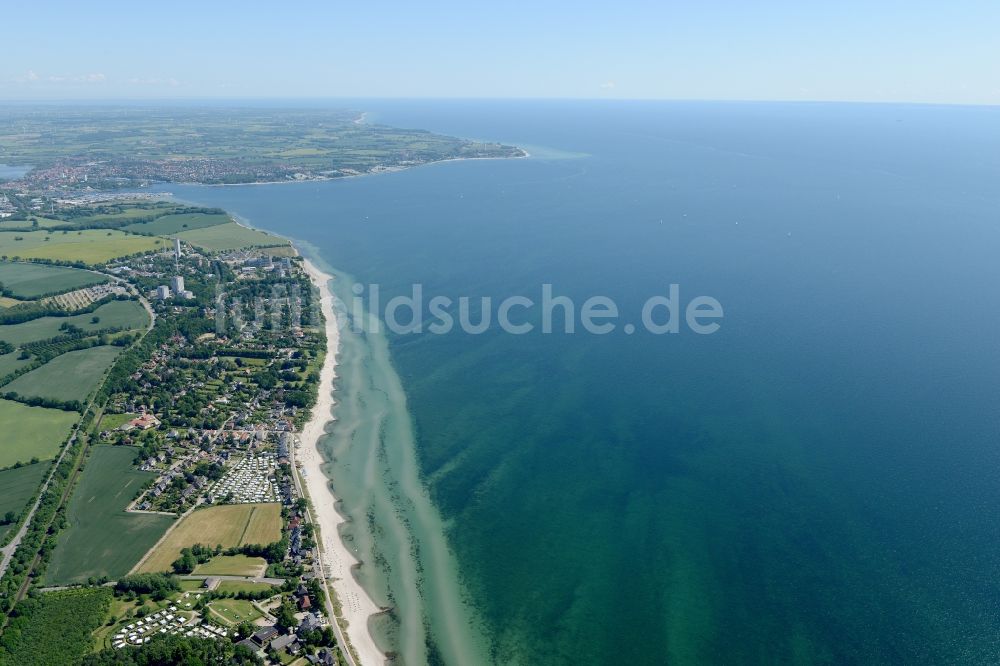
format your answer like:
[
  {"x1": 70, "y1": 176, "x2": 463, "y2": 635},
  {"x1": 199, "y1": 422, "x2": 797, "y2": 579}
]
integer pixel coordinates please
[{"x1": 165, "y1": 100, "x2": 1000, "y2": 664}]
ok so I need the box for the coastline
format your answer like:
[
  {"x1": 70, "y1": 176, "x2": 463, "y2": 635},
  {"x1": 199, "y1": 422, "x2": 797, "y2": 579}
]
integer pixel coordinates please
[
  {"x1": 296, "y1": 256, "x2": 386, "y2": 666},
  {"x1": 165, "y1": 149, "x2": 529, "y2": 188},
  {"x1": 148, "y1": 168, "x2": 504, "y2": 663},
  {"x1": 194, "y1": 216, "x2": 492, "y2": 664}
]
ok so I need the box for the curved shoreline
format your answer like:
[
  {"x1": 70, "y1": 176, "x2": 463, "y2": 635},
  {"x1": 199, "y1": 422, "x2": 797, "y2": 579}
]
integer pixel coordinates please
[
  {"x1": 168, "y1": 193, "x2": 495, "y2": 664},
  {"x1": 159, "y1": 149, "x2": 529, "y2": 188},
  {"x1": 297, "y1": 257, "x2": 386, "y2": 666},
  {"x1": 291, "y1": 251, "x2": 493, "y2": 665}
]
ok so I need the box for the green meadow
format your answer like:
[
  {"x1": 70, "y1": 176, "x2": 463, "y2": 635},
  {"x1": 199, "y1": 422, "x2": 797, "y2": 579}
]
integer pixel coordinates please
[
  {"x1": 96, "y1": 412, "x2": 136, "y2": 431},
  {"x1": 0, "y1": 229, "x2": 164, "y2": 264},
  {"x1": 0, "y1": 299, "x2": 148, "y2": 346},
  {"x1": 214, "y1": 580, "x2": 276, "y2": 595},
  {"x1": 0, "y1": 261, "x2": 108, "y2": 298},
  {"x1": 3, "y1": 345, "x2": 121, "y2": 402},
  {"x1": 0, "y1": 399, "x2": 77, "y2": 467},
  {"x1": 174, "y1": 222, "x2": 288, "y2": 251},
  {"x1": 45, "y1": 445, "x2": 174, "y2": 585},
  {"x1": 192, "y1": 554, "x2": 267, "y2": 577},
  {"x1": 0, "y1": 350, "x2": 31, "y2": 377},
  {"x1": 206, "y1": 598, "x2": 263, "y2": 626},
  {"x1": 0, "y1": 216, "x2": 65, "y2": 230}
]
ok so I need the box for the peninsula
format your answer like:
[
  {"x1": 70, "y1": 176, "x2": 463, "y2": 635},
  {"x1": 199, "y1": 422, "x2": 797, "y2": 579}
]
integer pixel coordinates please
[{"x1": 0, "y1": 106, "x2": 525, "y2": 197}]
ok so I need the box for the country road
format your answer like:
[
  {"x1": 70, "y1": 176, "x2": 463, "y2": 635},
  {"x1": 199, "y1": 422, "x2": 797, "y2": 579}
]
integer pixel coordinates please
[{"x1": 36, "y1": 574, "x2": 286, "y2": 594}]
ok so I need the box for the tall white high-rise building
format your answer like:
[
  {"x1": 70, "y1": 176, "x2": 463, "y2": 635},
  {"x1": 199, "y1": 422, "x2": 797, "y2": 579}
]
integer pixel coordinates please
[
  {"x1": 173, "y1": 238, "x2": 182, "y2": 258},
  {"x1": 171, "y1": 276, "x2": 185, "y2": 294}
]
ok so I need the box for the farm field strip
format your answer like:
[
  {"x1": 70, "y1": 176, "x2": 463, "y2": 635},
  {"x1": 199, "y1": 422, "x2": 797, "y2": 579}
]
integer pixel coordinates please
[
  {"x1": 0, "y1": 229, "x2": 165, "y2": 264},
  {"x1": 0, "y1": 463, "x2": 48, "y2": 543},
  {"x1": 136, "y1": 503, "x2": 282, "y2": 574},
  {"x1": 3, "y1": 345, "x2": 121, "y2": 402},
  {"x1": 45, "y1": 446, "x2": 174, "y2": 585},
  {"x1": 0, "y1": 261, "x2": 108, "y2": 299},
  {"x1": 0, "y1": 399, "x2": 77, "y2": 467}
]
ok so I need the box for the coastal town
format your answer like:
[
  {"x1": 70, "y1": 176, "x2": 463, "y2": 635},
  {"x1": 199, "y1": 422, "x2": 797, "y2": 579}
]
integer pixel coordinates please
[
  {"x1": 95, "y1": 238, "x2": 322, "y2": 519},
  {"x1": 0, "y1": 196, "x2": 368, "y2": 665}
]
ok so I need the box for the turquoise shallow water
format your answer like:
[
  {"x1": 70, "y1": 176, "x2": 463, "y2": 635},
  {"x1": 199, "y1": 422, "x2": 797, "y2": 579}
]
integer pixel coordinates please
[
  {"x1": 292, "y1": 252, "x2": 491, "y2": 665},
  {"x1": 166, "y1": 101, "x2": 1000, "y2": 664}
]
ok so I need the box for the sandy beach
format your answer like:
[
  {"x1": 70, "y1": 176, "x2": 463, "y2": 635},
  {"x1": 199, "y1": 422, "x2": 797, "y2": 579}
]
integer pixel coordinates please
[{"x1": 297, "y1": 257, "x2": 386, "y2": 666}]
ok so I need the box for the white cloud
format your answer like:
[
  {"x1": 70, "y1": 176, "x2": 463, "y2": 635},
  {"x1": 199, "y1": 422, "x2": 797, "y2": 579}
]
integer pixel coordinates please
[{"x1": 599, "y1": 81, "x2": 616, "y2": 89}]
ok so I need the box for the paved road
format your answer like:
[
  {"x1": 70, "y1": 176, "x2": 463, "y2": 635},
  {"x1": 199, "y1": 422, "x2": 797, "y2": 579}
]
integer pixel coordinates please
[
  {"x1": 113, "y1": 277, "x2": 155, "y2": 332},
  {"x1": 0, "y1": 493, "x2": 43, "y2": 576},
  {"x1": 180, "y1": 574, "x2": 286, "y2": 586},
  {"x1": 37, "y1": 575, "x2": 285, "y2": 594}
]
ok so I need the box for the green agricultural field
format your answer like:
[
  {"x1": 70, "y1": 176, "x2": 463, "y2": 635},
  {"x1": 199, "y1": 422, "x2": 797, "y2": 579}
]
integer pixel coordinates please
[
  {"x1": 0, "y1": 216, "x2": 65, "y2": 230},
  {"x1": 0, "y1": 350, "x2": 31, "y2": 377},
  {"x1": 124, "y1": 212, "x2": 230, "y2": 236},
  {"x1": 0, "y1": 229, "x2": 164, "y2": 264},
  {"x1": 0, "y1": 299, "x2": 148, "y2": 346},
  {"x1": 0, "y1": 261, "x2": 108, "y2": 298},
  {"x1": 173, "y1": 222, "x2": 289, "y2": 252},
  {"x1": 0, "y1": 462, "x2": 47, "y2": 542},
  {"x1": 193, "y1": 554, "x2": 267, "y2": 577},
  {"x1": 3, "y1": 345, "x2": 121, "y2": 402},
  {"x1": 45, "y1": 446, "x2": 174, "y2": 585},
  {"x1": 0, "y1": 399, "x2": 77, "y2": 467}
]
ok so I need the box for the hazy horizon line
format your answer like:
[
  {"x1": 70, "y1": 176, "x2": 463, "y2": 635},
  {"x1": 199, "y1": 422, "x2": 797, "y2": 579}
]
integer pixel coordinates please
[{"x1": 0, "y1": 96, "x2": 998, "y2": 110}]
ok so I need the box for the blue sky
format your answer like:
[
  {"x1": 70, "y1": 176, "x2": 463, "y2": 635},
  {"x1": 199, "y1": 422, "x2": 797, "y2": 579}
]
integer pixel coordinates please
[{"x1": 1, "y1": 1, "x2": 998, "y2": 104}]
